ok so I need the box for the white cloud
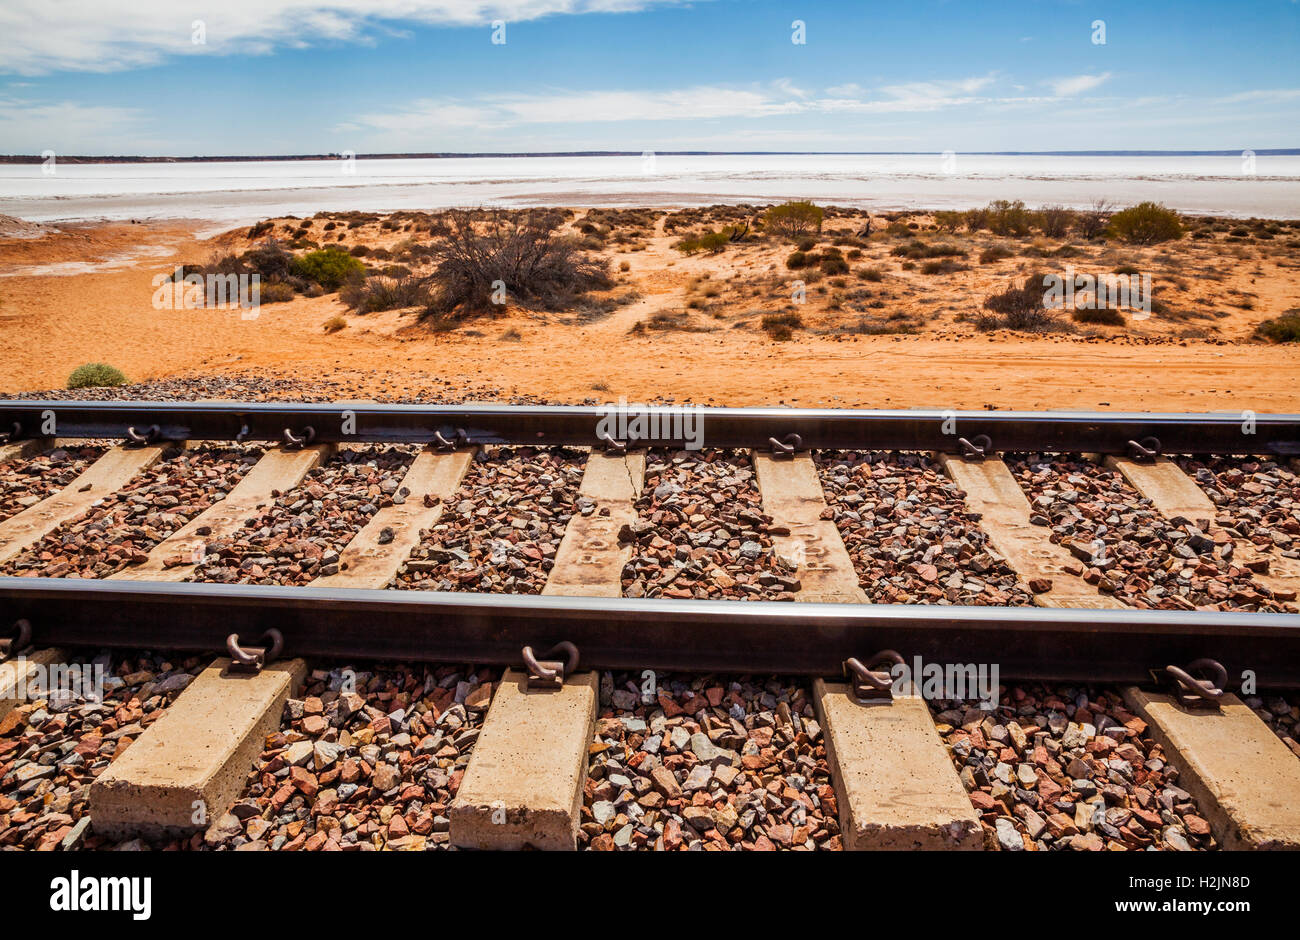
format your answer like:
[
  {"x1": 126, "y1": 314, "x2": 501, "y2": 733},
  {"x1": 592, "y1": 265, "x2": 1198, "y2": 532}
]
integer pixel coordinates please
[
  {"x1": 0, "y1": 96, "x2": 156, "y2": 151},
  {"x1": 357, "y1": 86, "x2": 800, "y2": 132},
  {"x1": 347, "y1": 75, "x2": 1053, "y2": 143},
  {"x1": 1045, "y1": 73, "x2": 1112, "y2": 96},
  {"x1": 0, "y1": 0, "x2": 702, "y2": 75},
  {"x1": 1212, "y1": 88, "x2": 1300, "y2": 104}
]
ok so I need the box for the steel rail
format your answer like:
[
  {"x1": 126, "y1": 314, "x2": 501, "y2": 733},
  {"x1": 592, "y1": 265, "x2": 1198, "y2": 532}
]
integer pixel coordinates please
[
  {"x1": 3, "y1": 578, "x2": 1299, "y2": 686},
  {"x1": 1, "y1": 400, "x2": 1297, "y2": 454}
]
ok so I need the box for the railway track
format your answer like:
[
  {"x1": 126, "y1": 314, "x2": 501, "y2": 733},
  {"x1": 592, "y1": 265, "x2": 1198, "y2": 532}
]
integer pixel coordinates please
[{"x1": 0, "y1": 400, "x2": 1299, "y2": 852}]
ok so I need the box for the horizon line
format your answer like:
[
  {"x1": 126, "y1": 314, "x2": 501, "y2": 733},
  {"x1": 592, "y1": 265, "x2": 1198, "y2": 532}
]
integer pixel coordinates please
[{"x1": 2, "y1": 149, "x2": 1298, "y2": 165}]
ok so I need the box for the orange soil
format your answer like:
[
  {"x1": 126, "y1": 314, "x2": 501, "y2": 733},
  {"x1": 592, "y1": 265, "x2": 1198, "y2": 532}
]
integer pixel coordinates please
[{"x1": 1, "y1": 215, "x2": 1297, "y2": 412}]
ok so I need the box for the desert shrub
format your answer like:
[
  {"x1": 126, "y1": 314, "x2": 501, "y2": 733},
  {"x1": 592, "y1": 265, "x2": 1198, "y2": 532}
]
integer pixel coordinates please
[
  {"x1": 932, "y1": 210, "x2": 963, "y2": 233},
  {"x1": 858, "y1": 267, "x2": 884, "y2": 282},
  {"x1": 674, "y1": 229, "x2": 730, "y2": 254},
  {"x1": 979, "y1": 245, "x2": 1014, "y2": 264},
  {"x1": 323, "y1": 316, "x2": 346, "y2": 334},
  {"x1": 986, "y1": 200, "x2": 1033, "y2": 237},
  {"x1": 1107, "y1": 202, "x2": 1183, "y2": 244},
  {"x1": 1072, "y1": 307, "x2": 1126, "y2": 326},
  {"x1": 891, "y1": 240, "x2": 966, "y2": 260},
  {"x1": 921, "y1": 258, "x2": 969, "y2": 275},
  {"x1": 1255, "y1": 314, "x2": 1300, "y2": 343},
  {"x1": 1112, "y1": 264, "x2": 1141, "y2": 275},
  {"x1": 982, "y1": 273, "x2": 1058, "y2": 331},
  {"x1": 425, "y1": 208, "x2": 610, "y2": 317},
  {"x1": 761, "y1": 311, "x2": 803, "y2": 341},
  {"x1": 963, "y1": 208, "x2": 990, "y2": 232},
  {"x1": 786, "y1": 251, "x2": 809, "y2": 269},
  {"x1": 248, "y1": 220, "x2": 274, "y2": 239},
  {"x1": 762, "y1": 201, "x2": 824, "y2": 238},
  {"x1": 242, "y1": 240, "x2": 294, "y2": 281},
  {"x1": 819, "y1": 252, "x2": 849, "y2": 275},
  {"x1": 258, "y1": 282, "x2": 296, "y2": 304},
  {"x1": 796, "y1": 236, "x2": 817, "y2": 251},
  {"x1": 340, "y1": 276, "x2": 432, "y2": 313},
  {"x1": 1038, "y1": 206, "x2": 1075, "y2": 238},
  {"x1": 67, "y1": 362, "x2": 127, "y2": 389},
  {"x1": 290, "y1": 247, "x2": 367, "y2": 291},
  {"x1": 1075, "y1": 200, "x2": 1114, "y2": 240}
]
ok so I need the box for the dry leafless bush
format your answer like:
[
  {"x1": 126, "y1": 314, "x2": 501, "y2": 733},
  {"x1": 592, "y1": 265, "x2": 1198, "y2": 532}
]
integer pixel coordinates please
[{"x1": 423, "y1": 208, "x2": 610, "y2": 318}]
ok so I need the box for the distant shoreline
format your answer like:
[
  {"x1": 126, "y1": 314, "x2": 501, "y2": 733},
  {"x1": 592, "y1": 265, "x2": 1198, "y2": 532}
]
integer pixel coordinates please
[{"x1": 2, "y1": 149, "x2": 1298, "y2": 165}]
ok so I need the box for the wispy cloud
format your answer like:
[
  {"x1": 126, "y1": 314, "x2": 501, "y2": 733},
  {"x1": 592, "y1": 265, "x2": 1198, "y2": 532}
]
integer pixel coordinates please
[
  {"x1": 1045, "y1": 73, "x2": 1112, "y2": 96},
  {"x1": 0, "y1": 0, "x2": 704, "y2": 75},
  {"x1": 0, "y1": 95, "x2": 154, "y2": 150},
  {"x1": 1212, "y1": 88, "x2": 1300, "y2": 104},
  {"x1": 347, "y1": 75, "x2": 1053, "y2": 141}
]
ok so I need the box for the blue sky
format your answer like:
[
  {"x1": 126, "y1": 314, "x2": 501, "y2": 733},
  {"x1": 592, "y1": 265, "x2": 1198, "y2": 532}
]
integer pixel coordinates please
[{"x1": 1, "y1": 0, "x2": 1297, "y2": 155}]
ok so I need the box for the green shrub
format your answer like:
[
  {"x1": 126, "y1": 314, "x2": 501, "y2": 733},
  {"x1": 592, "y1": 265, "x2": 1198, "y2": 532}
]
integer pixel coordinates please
[
  {"x1": 290, "y1": 247, "x2": 367, "y2": 290},
  {"x1": 1106, "y1": 202, "x2": 1183, "y2": 244},
  {"x1": 674, "y1": 229, "x2": 731, "y2": 254},
  {"x1": 1255, "y1": 314, "x2": 1300, "y2": 343},
  {"x1": 932, "y1": 210, "x2": 963, "y2": 232},
  {"x1": 986, "y1": 200, "x2": 1033, "y2": 237},
  {"x1": 762, "y1": 201, "x2": 824, "y2": 238},
  {"x1": 67, "y1": 362, "x2": 127, "y2": 389}
]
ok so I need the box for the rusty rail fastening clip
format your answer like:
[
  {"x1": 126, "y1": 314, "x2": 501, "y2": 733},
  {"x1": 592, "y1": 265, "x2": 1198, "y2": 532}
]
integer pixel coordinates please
[
  {"x1": 597, "y1": 432, "x2": 627, "y2": 455},
  {"x1": 0, "y1": 422, "x2": 21, "y2": 445},
  {"x1": 522, "y1": 641, "x2": 579, "y2": 690},
  {"x1": 282, "y1": 426, "x2": 316, "y2": 449},
  {"x1": 125, "y1": 424, "x2": 161, "y2": 447},
  {"x1": 844, "y1": 650, "x2": 905, "y2": 704},
  {"x1": 226, "y1": 628, "x2": 284, "y2": 675},
  {"x1": 1127, "y1": 437, "x2": 1162, "y2": 462},
  {"x1": 433, "y1": 428, "x2": 473, "y2": 451},
  {"x1": 1154, "y1": 658, "x2": 1227, "y2": 710},
  {"x1": 0, "y1": 619, "x2": 32, "y2": 664},
  {"x1": 769, "y1": 433, "x2": 803, "y2": 457},
  {"x1": 957, "y1": 434, "x2": 992, "y2": 460}
]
